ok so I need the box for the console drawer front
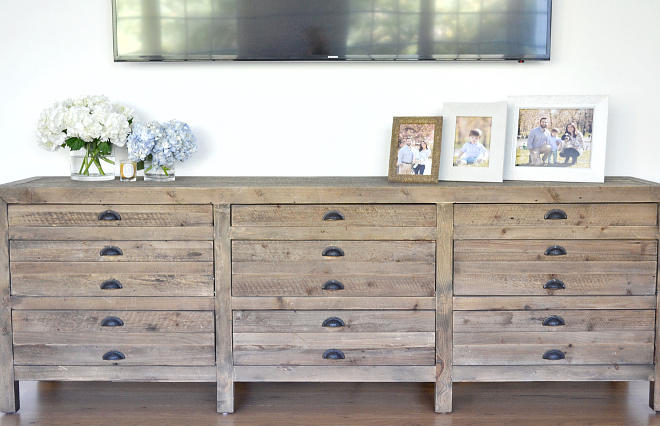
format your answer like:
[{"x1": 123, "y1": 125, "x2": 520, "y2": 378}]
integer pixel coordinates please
[
  {"x1": 7, "y1": 204, "x2": 213, "y2": 240},
  {"x1": 10, "y1": 261, "x2": 214, "y2": 297},
  {"x1": 453, "y1": 310, "x2": 655, "y2": 333},
  {"x1": 454, "y1": 239, "x2": 658, "y2": 296},
  {"x1": 453, "y1": 331, "x2": 654, "y2": 366},
  {"x1": 233, "y1": 332, "x2": 436, "y2": 366},
  {"x1": 13, "y1": 310, "x2": 215, "y2": 333},
  {"x1": 233, "y1": 241, "x2": 434, "y2": 275},
  {"x1": 232, "y1": 204, "x2": 436, "y2": 227},
  {"x1": 454, "y1": 203, "x2": 658, "y2": 239},
  {"x1": 233, "y1": 310, "x2": 435, "y2": 333},
  {"x1": 13, "y1": 333, "x2": 215, "y2": 366},
  {"x1": 10, "y1": 240, "x2": 213, "y2": 262}
]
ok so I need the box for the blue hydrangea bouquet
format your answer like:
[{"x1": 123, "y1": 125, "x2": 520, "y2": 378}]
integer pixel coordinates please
[{"x1": 126, "y1": 119, "x2": 197, "y2": 181}]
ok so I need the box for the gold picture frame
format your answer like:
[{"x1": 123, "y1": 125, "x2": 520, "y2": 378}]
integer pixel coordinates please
[{"x1": 388, "y1": 116, "x2": 442, "y2": 183}]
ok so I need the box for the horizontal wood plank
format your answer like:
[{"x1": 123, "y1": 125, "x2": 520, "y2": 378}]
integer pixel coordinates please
[
  {"x1": 455, "y1": 260, "x2": 656, "y2": 275},
  {"x1": 453, "y1": 296, "x2": 657, "y2": 311},
  {"x1": 231, "y1": 297, "x2": 435, "y2": 310},
  {"x1": 10, "y1": 297, "x2": 214, "y2": 311},
  {"x1": 230, "y1": 226, "x2": 437, "y2": 241},
  {"x1": 9, "y1": 226, "x2": 213, "y2": 241},
  {"x1": 452, "y1": 365, "x2": 654, "y2": 382},
  {"x1": 14, "y1": 365, "x2": 216, "y2": 382},
  {"x1": 233, "y1": 365, "x2": 436, "y2": 382},
  {"x1": 232, "y1": 310, "x2": 435, "y2": 333},
  {"x1": 454, "y1": 331, "x2": 655, "y2": 345},
  {"x1": 233, "y1": 261, "x2": 435, "y2": 276},
  {"x1": 453, "y1": 226, "x2": 658, "y2": 240},
  {"x1": 231, "y1": 204, "x2": 437, "y2": 227},
  {"x1": 11, "y1": 261, "x2": 213, "y2": 275}
]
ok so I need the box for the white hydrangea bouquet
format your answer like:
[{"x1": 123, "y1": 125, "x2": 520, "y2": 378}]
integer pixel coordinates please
[
  {"x1": 126, "y1": 119, "x2": 197, "y2": 180},
  {"x1": 35, "y1": 95, "x2": 135, "y2": 179}
]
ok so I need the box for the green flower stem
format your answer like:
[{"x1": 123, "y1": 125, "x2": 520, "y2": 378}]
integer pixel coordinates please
[{"x1": 76, "y1": 142, "x2": 115, "y2": 176}]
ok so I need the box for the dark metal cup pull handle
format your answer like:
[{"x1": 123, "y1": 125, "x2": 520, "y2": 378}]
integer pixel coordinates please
[
  {"x1": 542, "y1": 349, "x2": 565, "y2": 361},
  {"x1": 102, "y1": 350, "x2": 126, "y2": 361},
  {"x1": 543, "y1": 279, "x2": 566, "y2": 290},
  {"x1": 100, "y1": 246, "x2": 123, "y2": 256},
  {"x1": 542, "y1": 316, "x2": 565, "y2": 327},
  {"x1": 322, "y1": 246, "x2": 345, "y2": 257},
  {"x1": 100, "y1": 279, "x2": 123, "y2": 290},
  {"x1": 322, "y1": 349, "x2": 345, "y2": 360},
  {"x1": 98, "y1": 210, "x2": 121, "y2": 221},
  {"x1": 101, "y1": 316, "x2": 124, "y2": 327},
  {"x1": 323, "y1": 211, "x2": 345, "y2": 221},
  {"x1": 322, "y1": 317, "x2": 345, "y2": 328},
  {"x1": 322, "y1": 280, "x2": 345, "y2": 291},
  {"x1": 544, "y1": 245, "x2": 567, "y2": 256},
  {"x1": 544, "y1": 209, "x2": 567, "y2": 220}
]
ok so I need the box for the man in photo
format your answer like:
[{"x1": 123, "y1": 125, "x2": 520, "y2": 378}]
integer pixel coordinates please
[
  {"x1": 527, "y1": 117, "x2": 550, "y2": 166},
  {"x1": 397, "y1": 139, "x2": 414, "y2": 174}
]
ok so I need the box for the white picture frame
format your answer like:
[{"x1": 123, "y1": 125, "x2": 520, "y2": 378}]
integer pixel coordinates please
[
  {"x1": 504, "y1": 95, "x2": 609, "y2": 182},
  {"x1": 439, "y1": 102, "x2": 507, "y2": 182}
]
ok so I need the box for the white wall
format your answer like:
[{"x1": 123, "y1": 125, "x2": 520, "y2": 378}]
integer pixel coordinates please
[{"x1": 1, "y1": 0, "x2": 659, "y2": 184}]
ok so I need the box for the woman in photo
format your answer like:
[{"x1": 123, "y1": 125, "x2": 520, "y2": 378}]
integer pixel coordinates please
[
  {"x1": 414, "y1": 141, "x2": 431, "y2": 175},
  {"x1": 559, "y1": 122, "x2": 584, "y2": 166}
]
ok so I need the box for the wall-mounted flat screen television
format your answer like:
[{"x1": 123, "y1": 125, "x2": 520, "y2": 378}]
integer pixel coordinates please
[{"x1": 113, "y1": 0, "x2": 552, "y2": 62}]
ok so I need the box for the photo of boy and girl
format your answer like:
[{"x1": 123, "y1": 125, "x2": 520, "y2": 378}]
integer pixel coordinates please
[
  {"x1": 452, "y1": 116, "x2": 491, "y2": 168},
  {"x1": 515, "y1": 108, "x2": 594, "y2": 168},
  {"x1": 396, "y1": 123, "x2": 434, "y2": 175}
]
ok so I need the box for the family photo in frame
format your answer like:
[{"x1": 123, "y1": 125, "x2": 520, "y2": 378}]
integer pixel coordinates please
[
  {"x1": 504, "y1": 95, "x2": 609, "y2": 182},
  {"x1": 388, "y1": 117, "x2": 442, "y2": 183}
]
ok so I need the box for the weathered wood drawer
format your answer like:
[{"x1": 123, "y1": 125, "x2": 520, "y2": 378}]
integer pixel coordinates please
[
  {"x1": 233, "y1": 310, "x2": 435, "y2": 333},
  {"x1": 13, "y1": 310, "x2": 215, "y2": 333},
  {"x1": 454, "y1": 310, "x2": 655, "y2": 333},
  {"x1": 454, "y1": 240, "x2": 658, "y2": 296},
  {"x1": 453, "y1": 331, "x2": 654, "y2": 366},
  {"x1": 7, "y1": 204, "x2": 213, "y2": 240},
  {"x1": 10, "y1": 262, "x2": 214, "y2": 297},
  {"x1": 233, "y1": 332, "x2": 436, "y2": 366},
  {"x1": 454, "y1": 203, "x2": 658, "y2": 239},
  {"x1": 13, "y1": 332, "x2": 215, "y2": 366},
  {"x1": 10, "y1": 240, "x2": 213, "y2": 262},
  {"x1": 232, "y1": 204, "x2": 436, "y2": 227},
  {"x1": 232, "y1": 240, "x2": 435, "y2": 296}
]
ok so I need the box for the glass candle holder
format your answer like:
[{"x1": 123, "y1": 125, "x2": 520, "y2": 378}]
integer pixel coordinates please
[{"x1": 119, "y1": 160, "x2": 137, "y2": 182}]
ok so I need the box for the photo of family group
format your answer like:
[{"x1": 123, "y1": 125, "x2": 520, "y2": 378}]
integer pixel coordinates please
[
  {"x1": 388, "y1": 117, "x2": 442, "y2": 183},
  {"x1": 515, "y1": 108, "x2": 595, "y2": 168},
  {"x1": 396, "y1": 123, "x2": 435, "y2": 176},
  {"x1": 453, "y1": 116, "x2": 492, "y2": 168}
]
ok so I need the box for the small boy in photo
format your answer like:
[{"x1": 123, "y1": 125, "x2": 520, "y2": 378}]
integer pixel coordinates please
[
  {"x1": 455, "y1": 128, "x2": 488, "y2": 166},
  {"x1": 545, "y1": 128, "x2": 562, "y2": 164}
]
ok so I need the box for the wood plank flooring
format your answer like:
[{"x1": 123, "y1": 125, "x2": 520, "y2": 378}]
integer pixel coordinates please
[{"x1": 1, "y1": 381, "x2": 660, "y2": 425}]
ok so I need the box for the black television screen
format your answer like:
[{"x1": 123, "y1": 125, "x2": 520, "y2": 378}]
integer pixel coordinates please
[{"x1": 113, "y1": 0, "x2": 552, "y2": 62}]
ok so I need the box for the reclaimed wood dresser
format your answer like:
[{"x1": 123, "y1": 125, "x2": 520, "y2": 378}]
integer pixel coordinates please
[{"x1": 1, "y1": 176, "x2": 658, "y2": 414}]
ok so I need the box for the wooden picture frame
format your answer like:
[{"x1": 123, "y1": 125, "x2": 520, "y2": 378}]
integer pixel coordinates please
[
  {"x1": 504, "y1": 95, "x2": 609, "y2": 182},
  {"x1": 388, "y1": 117, "x2": 442, "y2": 183},
  {"x1": 439, "y1": 102, "x2": 507, "y2": 182}
]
